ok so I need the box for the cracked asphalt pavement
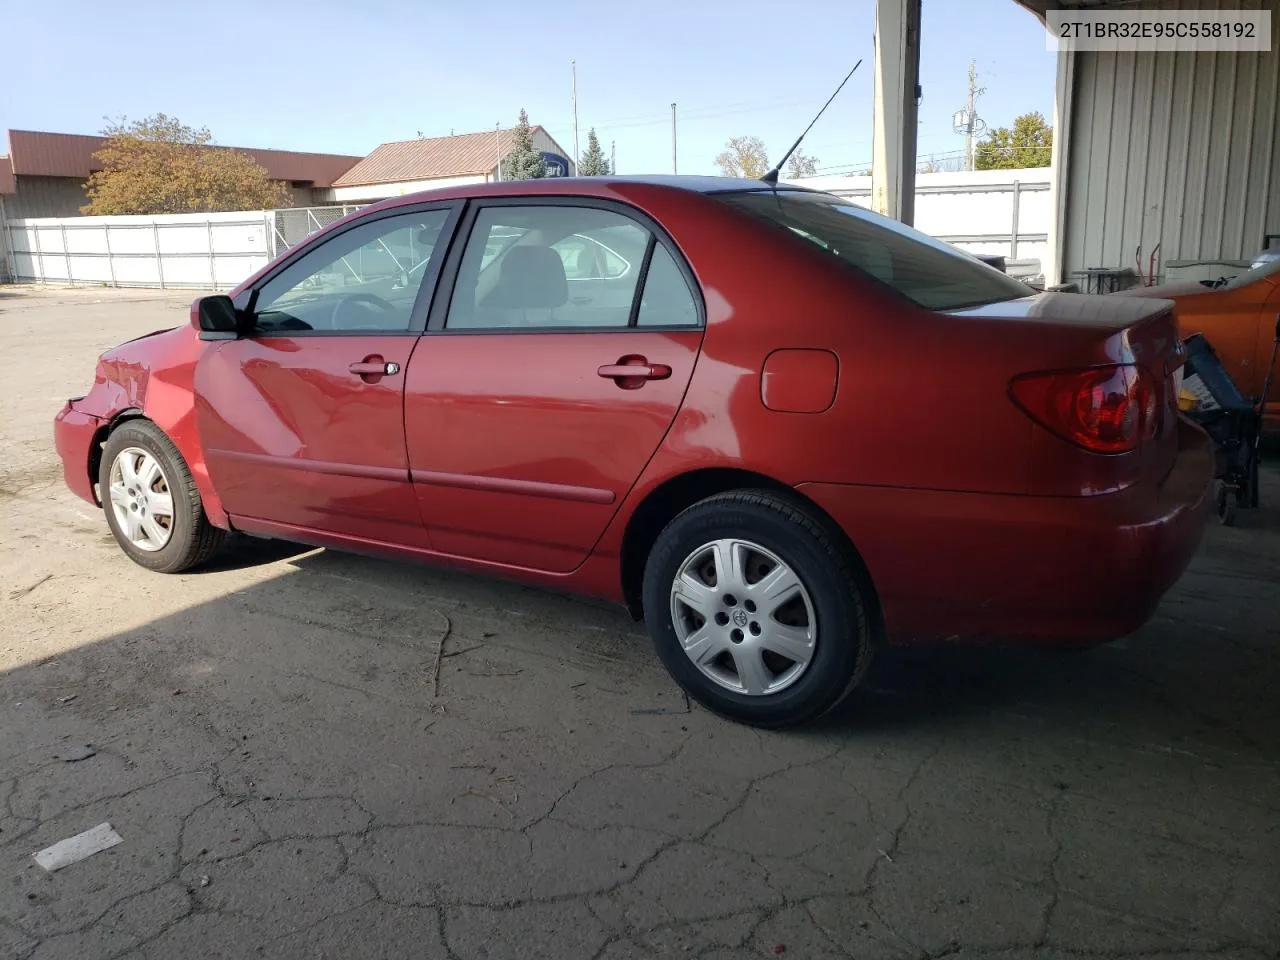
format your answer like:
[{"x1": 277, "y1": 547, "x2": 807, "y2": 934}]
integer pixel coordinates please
[{"x1": 2, "y1": 286, "x2": 1278, "y2": 960}]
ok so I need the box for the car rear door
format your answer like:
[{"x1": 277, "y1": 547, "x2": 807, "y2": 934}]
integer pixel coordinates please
[
  {"x1": 404, "y1": 199, "x2": 705, "y2": 573},
  {"x1": 194, "y1": 202, "x2": 460, "y2": 546}
]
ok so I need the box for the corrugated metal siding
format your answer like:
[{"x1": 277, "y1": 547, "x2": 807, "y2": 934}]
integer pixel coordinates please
[{"x1": 1062, "y1": 0, "x2": 1280, "y2": 279}]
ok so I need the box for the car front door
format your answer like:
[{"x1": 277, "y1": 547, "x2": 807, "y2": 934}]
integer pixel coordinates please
[
  {"x1": 194, "y1": 203, "x2": 459, "y2": 546},
  {"x1": 404, "y1": 199, "x2": 705, "y2": 573}
]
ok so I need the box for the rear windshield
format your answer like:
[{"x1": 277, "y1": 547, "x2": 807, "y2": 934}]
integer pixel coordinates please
[{"x1": 717, "y1": 190, "x2": 1032, "y2": 311}]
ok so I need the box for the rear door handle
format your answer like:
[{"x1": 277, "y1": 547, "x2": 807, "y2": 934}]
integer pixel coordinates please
[{"x1": 598, "y1": 359, "x2": 672, "y2": 382}]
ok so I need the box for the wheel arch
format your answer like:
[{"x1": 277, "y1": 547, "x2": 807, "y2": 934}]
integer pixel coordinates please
[
  {"x1": 618, "y1": 467, "x2": 882, "y2": 630},
  {"x1": 88, "y1": 408, "x2": 147, "y2": 503}
]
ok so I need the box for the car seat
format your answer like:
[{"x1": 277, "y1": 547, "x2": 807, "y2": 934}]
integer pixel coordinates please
[{"x1": 478, "y1": 245, "x2": 568, "y2": 327}]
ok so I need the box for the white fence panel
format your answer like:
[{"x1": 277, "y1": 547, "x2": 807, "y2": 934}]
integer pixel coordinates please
[
  {"x1": 4, "y1": 210, "x2": 272, "y2": 290},
  {"x1": 788, "y1": 168, "x2": 1052, "y2": 278}
]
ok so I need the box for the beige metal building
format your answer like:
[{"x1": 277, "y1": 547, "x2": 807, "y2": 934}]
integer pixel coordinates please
[
  {"x1": 318, "y1": 126, "x2": 576, "y2": 203},
  {"x1": 872, "y1": 0, "x2": 1280, "y2": 287}
]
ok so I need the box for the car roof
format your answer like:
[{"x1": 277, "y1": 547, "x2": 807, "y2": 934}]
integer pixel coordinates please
[{"x1": 365, "y1": 174, "x2": 817, "y2": 213}]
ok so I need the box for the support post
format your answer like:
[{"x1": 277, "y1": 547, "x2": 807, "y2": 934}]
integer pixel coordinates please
[
  {"x1": 60, "y1": 223, "x2": 73, "y2": 285},
  {"x1": 1010, "y1": 180, "x2": 1022, "y2": 259},
  {"x1": 32, "y1": 223, "x2": 45, "y2": 284},
  {"x1": 207, "y1": 219, "x2": 217, "y2": 291},
  {"x1": 871, "y1": 0, "x2": 922, "y2": 225},
  {"x1": 1046, "y1": 46, "x2": 1075, "y2": 287},
  {"x1": 105, "y1": 225, "x2": 117, "y2": 287},
  {"x1": 153, "y1": 223, "x2": 166, "y2": 289}
]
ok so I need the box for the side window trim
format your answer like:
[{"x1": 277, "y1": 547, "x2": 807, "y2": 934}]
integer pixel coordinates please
[
  {"x1": 425, "y1": 195, "x2": 705, "y2": 335},
  {"x1": 238, "y1": 200, "x2": 463, "y2": 336},
  {"x1": 626, "y1": 236, "x2": 657, "y2": 328}
]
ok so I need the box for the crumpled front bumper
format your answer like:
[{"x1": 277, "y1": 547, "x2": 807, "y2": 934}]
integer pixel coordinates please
[{"x1": 54, "y1": 399, "x2": 104, "y2": 506}]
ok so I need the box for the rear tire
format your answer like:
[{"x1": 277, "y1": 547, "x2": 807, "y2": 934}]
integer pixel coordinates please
[
  {"x1": 642, "y1": 489, "x2": 874, "y2": 728},
  {"x1": 99, "y1": 420, "x2": 226, "y2": 573}
]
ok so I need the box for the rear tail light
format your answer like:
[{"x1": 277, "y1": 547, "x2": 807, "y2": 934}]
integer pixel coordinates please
[{"x1": 1009, "y1": 364, "x2": 1157, "y2": 454}]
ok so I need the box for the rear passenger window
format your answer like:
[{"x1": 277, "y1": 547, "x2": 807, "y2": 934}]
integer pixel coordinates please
[
  {"x1": 445, "y1": 206, "x2": 649, "y2": 330},
  {"x1": 637, "y1": 244, "x2": 699, "y2": 327}
]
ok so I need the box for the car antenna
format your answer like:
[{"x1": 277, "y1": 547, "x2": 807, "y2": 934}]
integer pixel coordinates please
[{"x1": 761, "y1": 59, "x2": 863, "y2": 186}]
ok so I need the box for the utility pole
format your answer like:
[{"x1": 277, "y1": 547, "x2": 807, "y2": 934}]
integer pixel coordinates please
[
  {"x1": 611, "y1": 140, "x2": 616, "y2": 175},
  {"x1": 953, "y1": 60, "x2": 986, "y2": 171},
  {"x1": 671, "y1": 103, "x2": 677, "y2": 174},
  {"x1": 965, "y1": 61, "x2": 977, "y2": 171},
  {"x1": 494, "y1": 122, "x2": 502, "y2": 182},
  {"x1": 571, "y1": 60, "x2": 580, "y2": 174}
]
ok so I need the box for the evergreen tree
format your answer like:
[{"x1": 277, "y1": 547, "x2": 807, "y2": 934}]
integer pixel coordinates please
[
  {"x1": 578, "y1": 129, "x2": 611, "y2": 176},
  {"x1": 975, "y1": 112, "x2": 1053, "y2": 170},
  {"x1": 501, "y1": 109, "x2": 546, "y2": 180}
]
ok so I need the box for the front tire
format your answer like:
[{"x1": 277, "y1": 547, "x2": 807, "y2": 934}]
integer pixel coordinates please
[
  {"x1": 99, "y1": 420, "x2": 226, "y2": 573},
  {"x1": 642, "y1": 490, "x2": 875, "y2": 728}
]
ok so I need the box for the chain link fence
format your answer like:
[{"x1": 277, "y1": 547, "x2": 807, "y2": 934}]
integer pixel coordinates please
[{"x1": 268, "y1": 206, "x2": 365, "y2": 259}]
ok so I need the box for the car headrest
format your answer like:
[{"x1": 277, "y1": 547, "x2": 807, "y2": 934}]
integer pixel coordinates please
[{"x1": 486, "y1": 245, "x2": 567, "y2": 309}]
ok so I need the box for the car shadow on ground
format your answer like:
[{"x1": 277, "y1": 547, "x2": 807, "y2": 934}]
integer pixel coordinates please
[{"x1": 164, "y1": 492, "x2": 1280, "y2": 749}]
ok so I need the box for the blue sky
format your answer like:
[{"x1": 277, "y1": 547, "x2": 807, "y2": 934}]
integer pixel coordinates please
[{"x1": 2, "y1": 0, "x2": 1055, "y2": 176}]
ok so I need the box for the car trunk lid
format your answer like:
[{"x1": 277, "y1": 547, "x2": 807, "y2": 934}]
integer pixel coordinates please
[{"x1": 948, "y1": 292, "x2": 1185, "y2": 492}]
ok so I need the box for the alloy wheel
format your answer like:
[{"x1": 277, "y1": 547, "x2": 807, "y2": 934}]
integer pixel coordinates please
[{"x1": 668, "y1": 538, "x2": 818, "y2": 696}]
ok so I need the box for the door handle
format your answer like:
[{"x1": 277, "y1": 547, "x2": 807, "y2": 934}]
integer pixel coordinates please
[
  {"x1": 597, "y1": 355, "x2": 672, "y2": 386},
  {"x1": 349, "y1": 359, "x2": 400, "y2": 377}
]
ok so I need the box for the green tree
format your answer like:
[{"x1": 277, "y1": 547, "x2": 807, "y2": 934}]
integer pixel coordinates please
[
  {"x1": 784, "y1": 149, "x2": 820, "y2": 179},
  {"x1": 975, "y1": 111, "x2": 1053, "y2": 170},
  {"x1": 82, "y1": 113, "x2": 289, "y2": 215},
  {"x1": 715, "y1": 136, "x2": 769, "y2": 179},
  {"x1": 578, "y1": 128, "x2": 611, "y2": 176},
  {"x1": 501, "y1": 109, "x2": 546, "y2": 181}
]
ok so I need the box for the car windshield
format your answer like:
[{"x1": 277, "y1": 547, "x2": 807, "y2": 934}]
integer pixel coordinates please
[
  {"x1": 1225, "y1": 255, "x2": 1280, "y2": 290},
  {"x1": 717, "y1": 189, "x2": 1033, "y2": 311}
]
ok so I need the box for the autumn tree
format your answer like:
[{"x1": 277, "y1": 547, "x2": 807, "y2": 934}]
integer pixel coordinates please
[
  {"x1": 82, "y1": 114, "x2": 289, "y2": 215},
  {"x1": 715, "y1": 136, "x2": 769, "y2": 179},
  {"x1": 784, "y1": 150, "x2": 820, "y2": 179},
  {"x1": 975, "y1": 111, "x2": 1053, "y2": 170},
  {"x1": 578, "y1": 128, "x2": 611, "y2": 176},
  {"x1": 501, "y1": 109, "x2": 546, "y2": 180}
]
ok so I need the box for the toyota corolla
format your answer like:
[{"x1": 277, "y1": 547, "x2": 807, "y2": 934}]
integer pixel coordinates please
[{"x1": 54, "y1": 175, "x2": 1213, "y2": 727}]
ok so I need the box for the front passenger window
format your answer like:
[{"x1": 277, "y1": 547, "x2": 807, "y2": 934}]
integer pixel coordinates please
[{"x1": 252, "y1": 210, "x2": 450, "y2": 334}]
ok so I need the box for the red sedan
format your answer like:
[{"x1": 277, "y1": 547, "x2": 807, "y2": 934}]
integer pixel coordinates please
[{"x1": 54, "y1": 176, "x2": 1213, "y2": 727}]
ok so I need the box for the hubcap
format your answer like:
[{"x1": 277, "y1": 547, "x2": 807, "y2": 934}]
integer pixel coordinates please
[
  {"x1": 108, "y1": 447, "x2": 174, "y2": 552},
  {"x1": 669, "y1": 538, "x2": 817, "y2": 697}
]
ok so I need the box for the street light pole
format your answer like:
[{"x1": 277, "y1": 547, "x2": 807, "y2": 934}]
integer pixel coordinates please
[
  {"x1": 572, "y1": 60, "x2": 580, "y2": 174},
  {"x1": 671, "y1": 102, "x2": 677, "y2": 174}
]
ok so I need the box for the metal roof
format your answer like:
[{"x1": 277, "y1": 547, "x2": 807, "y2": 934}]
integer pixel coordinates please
[
  {"x1": 333, "y1": 127, "x2": 564, "y2": 187},
  {"x1": 4, "y1": 130, "x2": 361, "y2": 187},
  {"x1": 0, "y1": 157, "x2": 14, "y2": 195}
]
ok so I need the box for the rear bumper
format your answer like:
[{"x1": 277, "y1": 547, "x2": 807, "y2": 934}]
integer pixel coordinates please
[
  {"x1": 54, "y1": 400, "x2": 104, "y2": 507},
  {"x1": 799, "y1": 417, "x2": 1215, "y2": 647}
]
